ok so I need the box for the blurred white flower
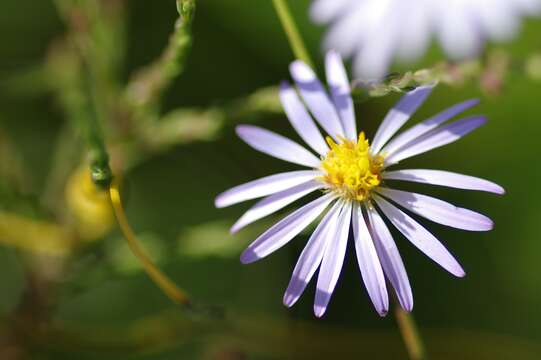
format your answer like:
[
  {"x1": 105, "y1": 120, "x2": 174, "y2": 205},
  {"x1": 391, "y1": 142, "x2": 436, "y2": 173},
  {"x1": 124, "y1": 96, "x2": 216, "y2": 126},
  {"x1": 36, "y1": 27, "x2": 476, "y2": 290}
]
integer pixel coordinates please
[{"x1": 311, "y1": 0, "x2": 541, "y2": 79}]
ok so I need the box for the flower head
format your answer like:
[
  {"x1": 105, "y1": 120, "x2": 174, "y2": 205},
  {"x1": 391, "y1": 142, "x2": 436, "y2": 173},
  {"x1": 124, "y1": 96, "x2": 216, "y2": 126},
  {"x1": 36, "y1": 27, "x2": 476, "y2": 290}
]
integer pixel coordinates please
[
  {"x1": 310, "y1": 0, "x2": 541, "y2": 79},
  {"x1": 215, "y1": 51, "x2": 504, "y2": 317},
  {"x1": 321, "y1": 133, "x2": 384, "y2": 201}
]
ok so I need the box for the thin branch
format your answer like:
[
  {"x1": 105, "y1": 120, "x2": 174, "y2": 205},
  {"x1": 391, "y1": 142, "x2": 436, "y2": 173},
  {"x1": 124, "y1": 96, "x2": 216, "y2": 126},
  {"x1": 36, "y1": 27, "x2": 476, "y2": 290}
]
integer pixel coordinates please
[{"x1": 271, "y1": 0, "x2": 313, "y2": 67}]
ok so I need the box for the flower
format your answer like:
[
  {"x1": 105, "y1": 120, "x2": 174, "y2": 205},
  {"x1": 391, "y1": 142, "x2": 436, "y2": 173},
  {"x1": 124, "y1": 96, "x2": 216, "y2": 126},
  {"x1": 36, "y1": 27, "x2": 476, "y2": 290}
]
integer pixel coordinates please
[
  {"x1": 215, "y1": 51, "x2": 504, "y2": 317},
  {"x1": 310, "y1": 0, "x2": 541, "y2": 79}
]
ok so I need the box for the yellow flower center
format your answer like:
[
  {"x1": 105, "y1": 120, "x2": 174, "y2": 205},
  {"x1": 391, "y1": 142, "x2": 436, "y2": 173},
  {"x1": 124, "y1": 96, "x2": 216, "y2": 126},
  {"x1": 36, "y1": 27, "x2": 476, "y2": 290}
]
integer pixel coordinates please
[{"x1": 320, "y1": 132, "x2": 384, "y2": 202}]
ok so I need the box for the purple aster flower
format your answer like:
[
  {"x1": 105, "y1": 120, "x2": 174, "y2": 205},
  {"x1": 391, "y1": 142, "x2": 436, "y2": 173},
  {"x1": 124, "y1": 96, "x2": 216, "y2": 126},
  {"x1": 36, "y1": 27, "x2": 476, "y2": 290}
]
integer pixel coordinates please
[{"x1": 215, "y1": 51, "x2": 504, "y2": 317}]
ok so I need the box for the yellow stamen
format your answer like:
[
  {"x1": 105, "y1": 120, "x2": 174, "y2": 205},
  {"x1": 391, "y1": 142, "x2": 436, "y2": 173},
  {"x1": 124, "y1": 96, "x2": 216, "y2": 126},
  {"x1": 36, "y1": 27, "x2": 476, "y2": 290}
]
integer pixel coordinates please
[{"x1": 320, "y1": 132, "x2": 384, "y2": 202}]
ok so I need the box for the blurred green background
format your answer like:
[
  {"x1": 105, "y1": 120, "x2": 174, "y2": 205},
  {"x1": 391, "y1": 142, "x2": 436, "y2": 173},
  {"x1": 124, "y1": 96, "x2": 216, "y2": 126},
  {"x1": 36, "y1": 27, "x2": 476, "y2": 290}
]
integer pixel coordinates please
[{"x1": 1, "y1": 0, "x2": 541, "y2": 359}]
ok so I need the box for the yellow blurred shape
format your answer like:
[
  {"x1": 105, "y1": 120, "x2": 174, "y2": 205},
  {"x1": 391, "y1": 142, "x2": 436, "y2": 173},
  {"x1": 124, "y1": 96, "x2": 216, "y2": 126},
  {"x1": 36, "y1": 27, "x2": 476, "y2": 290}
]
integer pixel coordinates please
[
  {"x1": 0, "y1": 212, "x2": 72, "y2": 256},
  {"x1": 526, "y1": 53, "x2": 541, "y2": 81},
  {"x1": 66, "y1": 166, "x2": 114, "y2": 241}
]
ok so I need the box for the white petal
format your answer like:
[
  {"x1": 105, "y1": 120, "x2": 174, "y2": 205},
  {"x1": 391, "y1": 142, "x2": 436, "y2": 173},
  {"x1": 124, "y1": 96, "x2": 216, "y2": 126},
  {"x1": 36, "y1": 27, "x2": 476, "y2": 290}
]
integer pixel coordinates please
[
  {"x1": 289, "y1": 60, "x2": 345, "y2": 140},
  {"x1": 436, "y1": 4, "x2": 482, "y2": 59},
  {"x1": 231, "y1": 180, "x2": 324, "y2": 233},
  {"x1": 352, "y1": 203, "x2": 388, "y2": 316},
  {"x1": 280, "y1": 81, "x2": 329, "y2": 156},
  {"x1": 240, "y1": 193, "x2": 336, "y2": 264},
  {"x1": 366, "y1": 205, "x2": 413, "y2": 311},
  {"x1": 377, "y1": 188, "x2": 494, "y2": 232},
  {"x1": 385, "y1": 116, "x2": 487, "y2": 165},
  {"x1": 382, "y1": 169, "x2": 505, "y2": 195},
  {"x1": 353, "y1": 46, "x2": 395, "y2": 81},
  {"x1": 310, "y1": 0, "x2": 353, "y2": 24},
  {"x1": 373, "y1": 194, "x2": 465, "y2": 277},
  {"x1": 236, "y1": 125, "x2": 321, "y2": 168},
  {"x1": 321, "y1": 3, "x2": 378, "y2": 58},
  {"x1": 314, "y1": 201, "x2": 352, "y2": 317},
  {"x1": 381, "y1": 99, "x2": 479, "y2": 157},
  {"x1": 370, "y1": 85, "x2": 434, "y2": 155},
  {"x1": 313, "y1": 0, "x2": 538, "y2": 82},
  {"x1": 325, "y1": 50, "x2": 357, "y2": 140},
  {"x1": 515, "y1": 0, "x2": 541, "y2": 14},
  {"x1": 283, "y1": 200, "x2": 343, "y2": 307},
  {"x1": 478, "y1": 0, "x2": 520, "y2": 41},
  {"x1": 351, "y1": 7, "x2": 399, "y2": 80},
  {"x1": 394, "y1": 4, "x2": 432, "y2": 62},
  {"x1": 215, "y1": 170, "x2": 321, "y2": 208}
]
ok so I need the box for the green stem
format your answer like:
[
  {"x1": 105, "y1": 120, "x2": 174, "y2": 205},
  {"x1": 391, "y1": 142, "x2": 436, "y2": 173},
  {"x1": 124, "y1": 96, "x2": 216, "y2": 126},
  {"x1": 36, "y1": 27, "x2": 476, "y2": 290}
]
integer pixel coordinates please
[
  {"x1": 271, "y1": 0, "x2": 313, "y2": 67},
  {"x1": 78, "y1": 61, "x2": 113, "y2": 189},
  {"x1": 109, "y1": 180, "x2": 191, "y2": 306},
  {"x1": 126, "y1": 0, "x2": 196, "y2": 110},
  {"x1": 395, "y1": 305, "x2": 427, "y2": 360}
]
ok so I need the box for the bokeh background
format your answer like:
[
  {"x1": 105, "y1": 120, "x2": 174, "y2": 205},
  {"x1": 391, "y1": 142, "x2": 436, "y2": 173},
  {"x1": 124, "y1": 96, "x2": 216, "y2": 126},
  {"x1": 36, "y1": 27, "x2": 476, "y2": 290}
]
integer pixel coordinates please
[{"x1": 1, "y1": 0, "x2": 540, "y2": 359}]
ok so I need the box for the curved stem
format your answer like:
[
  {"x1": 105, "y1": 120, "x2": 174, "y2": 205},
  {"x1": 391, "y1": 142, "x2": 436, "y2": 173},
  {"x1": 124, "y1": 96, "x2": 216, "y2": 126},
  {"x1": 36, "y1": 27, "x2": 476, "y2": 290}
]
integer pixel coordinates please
[
  {"x1": 271, "y1": 0, "x2": 313, "y2": 67},
  {"x1": 395, "y1": 304, "x2": 427, "y2": 360},
  {"x1": 109, "y1": 179, "x2": 191, "y2": 306}
]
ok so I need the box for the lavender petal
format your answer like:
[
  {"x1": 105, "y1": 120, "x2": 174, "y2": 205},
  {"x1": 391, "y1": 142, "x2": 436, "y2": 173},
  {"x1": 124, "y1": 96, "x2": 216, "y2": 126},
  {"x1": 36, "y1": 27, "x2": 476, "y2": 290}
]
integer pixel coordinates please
[
  {"x1": 236, "y1": 125, "x2": 321, "y2": 168},
  {"x1": 366, "y1": 205, "x2": 413, "y2": 311},
  {"x1": 289, "y1": 60, "x2": 345, "y2": 140},
  {"x1": 314, "y1": 201, "x2": 352, "y2": 317},
  {"x1": 377, "y1": 187, "x2": 494, "y2": 232},
  {"x1": 280, "y1": 81, "x2": 329, "y2": 156},
  {"x1": 231, "y1": 180, "x2": 324, "y2": 233},
  {"x1": 383, "y1": 169, "x2": 505, "y2": 195},
  {"x1": 283, "y1": 200, "x2": 344, "y2": 307},
  {"x1": 215, "y1": 170, "x2": 321, "y2": 208},
  {"x1": 370, "y1": 85, "x2": 434, "y2": 154},
  {"x1": 373, "y1": 194, "x2": 465, "y2": 277},
  {"x1": 352, "y1": 203, "x2": 389, "y2": 316},
  {"x1": 240, "y1": 193, "x2": 335, "y2": 264}
]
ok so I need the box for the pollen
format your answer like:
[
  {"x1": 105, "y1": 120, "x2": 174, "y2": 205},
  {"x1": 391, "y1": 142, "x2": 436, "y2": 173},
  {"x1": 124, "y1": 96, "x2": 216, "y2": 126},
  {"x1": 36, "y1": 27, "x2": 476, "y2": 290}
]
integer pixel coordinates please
[{"x1": 320, "y1": 132, "x2": 384, "y2": 202}]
